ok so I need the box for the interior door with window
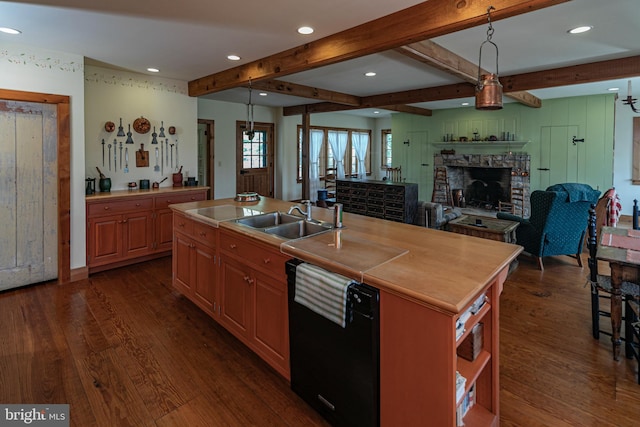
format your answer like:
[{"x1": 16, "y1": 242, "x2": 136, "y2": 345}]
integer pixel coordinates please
[{"x1": 236, "y1": 121, "x2": 274, "y2": 197}]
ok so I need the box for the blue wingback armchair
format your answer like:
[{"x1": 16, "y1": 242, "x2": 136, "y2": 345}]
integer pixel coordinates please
[{"x1": 496, "y1": 183, "x2": 600, "y2": 270}]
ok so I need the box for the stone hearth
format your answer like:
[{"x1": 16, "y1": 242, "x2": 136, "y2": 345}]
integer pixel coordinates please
[{"x1": 434, "y1": 153, "x2": 531, "y2": 217}]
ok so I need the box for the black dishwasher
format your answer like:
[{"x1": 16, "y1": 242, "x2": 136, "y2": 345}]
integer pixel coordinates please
[{"x1": 286, "y1": 259, "x2": 380, "y2": 427}]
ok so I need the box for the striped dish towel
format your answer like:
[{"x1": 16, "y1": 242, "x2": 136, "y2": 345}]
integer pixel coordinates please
[
  {"x1": 604, "y1": 187, "x2": 621, "y2": 227},
  {"x1": 294, "y1": 263, "x2": 352, "y2": 328}
]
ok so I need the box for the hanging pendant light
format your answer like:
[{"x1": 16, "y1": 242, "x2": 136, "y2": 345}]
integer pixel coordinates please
[
  {"x1": 246, "y1": 78, "x2": 255, "y2": 141},
  {"x1": 475, "y1": 6, "x2": 503, "y2": 110}
]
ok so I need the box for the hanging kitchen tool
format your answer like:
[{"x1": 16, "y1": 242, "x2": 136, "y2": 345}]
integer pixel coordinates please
[
  {"x1": 101, "y1": 139, "x2": 105, "y2": 167},
  {"x1": 124, "y1": 148, "x2": 129, "y2": 173},
  {"x1": 175, "y1": 139, "x2": 179, "y2": 168},
  {"x1": 154, "y1": 147, "x2": 160, "y2": 172},
  {"x1": 133, "y1": 117, "x2": 151, "y2": 134},
  {"x1": 160, "y1": 141, "x2": 164, "y2": 175},
  {"x1": 170, "y1": 143, "x2": 174, "y2": 169},
  {"x1": 119, "y1": 141, "x2": 123, "y2": 170},
  {"x1": 104, "y1": 121, "x2": 115, "y2": 133},
  {"x1": 165, "y1": 139, "x2": 169, "y2": 166},
  {"x1": 151, "y1": 127, "x2": 158, "y2": 144},
  {"x1": 125, "y1": 124, "x2": 134, "y2": 144},
  {"x1": 108, "y1": 143, "x2": 112, "y2": 171},
  {"x1": 113, "y1": 140, "x2": 117, "y2": 171},
  {"x1": 159, "y1": 121, "x2": 166, "y2": 138},
  {"x1": 136, "y1": 143, "x2": 149, "y2": 167},
  {"x1": 117, "y1": 118, "x2": 125, "y2": 137}
]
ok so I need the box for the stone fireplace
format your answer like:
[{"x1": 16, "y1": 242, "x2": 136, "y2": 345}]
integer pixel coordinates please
[{"x1": 434, "y1": 153, "x2": 531, "y2": 217}]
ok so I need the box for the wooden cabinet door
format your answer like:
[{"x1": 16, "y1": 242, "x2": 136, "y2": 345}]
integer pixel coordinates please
[
  {"x1": 193, "y1": 243, "x2": 216, "y2": 315},
  {"x1": 253, "y1": 273, "x2": 289, "y2": 373},
  {"x1": 123, "y1": 210, "x2": 154, "y2": 257},
  {"x1": 173, "y1": 233, "x2": 194, "y2": 296},
  {"x1": 219, "y1": 256, "x2": 252, "y2": 339},
  {"x1": 87, "y1": 214, "x2": 121, "y2": 267},
  {"x1": 156, "y1": 208, "x2": 175, "y2": 252}
]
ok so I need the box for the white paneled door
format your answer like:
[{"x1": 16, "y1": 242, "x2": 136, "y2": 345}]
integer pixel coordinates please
[{"x1": 0, "y1": 100, "x2": 58, "y2": 290}]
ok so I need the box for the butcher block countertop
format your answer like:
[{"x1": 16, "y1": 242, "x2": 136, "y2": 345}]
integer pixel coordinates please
[{"x1": 171, "y1": 197, "x2": 522, "y2": 315}]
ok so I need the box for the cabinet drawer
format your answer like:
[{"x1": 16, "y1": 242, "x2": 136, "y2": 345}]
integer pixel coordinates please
[
  {"x1": 221, "y1": 232, "x2": 288, "y2": 279},
  {"x1": 155, "y1": 191, "x2": 206, "y2": 209},
  {"x1": 173, "y1": 213, "x2": 194, "y2": 235},
  {"x1": 88, "y1": 198, "x2": 153, "y2": 216},
  {"x1": 192, "y1": 221, "x2": 217, "y2": 247}
]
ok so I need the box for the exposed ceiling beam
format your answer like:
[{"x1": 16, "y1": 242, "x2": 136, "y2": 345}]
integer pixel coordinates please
[
  {"x1": 380, "y1": 105, "x2": 432, "y2": 116},
  {"x1": 248, "y1": 79, "x2": 361, "y2": 106},
  {"x1": 282, "y1": 56, "x2": 640, "y2": 116},
  {"x1": 189, "y1": 0, "x2": 569, "y2": 97},
  {"x1": 396, "y1": 41, "x2": 542, "y2": 108}
]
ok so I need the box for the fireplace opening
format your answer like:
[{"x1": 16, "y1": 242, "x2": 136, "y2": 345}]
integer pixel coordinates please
[{"x1": 464, "y1": 167, "x2": 511, "y2": 209}]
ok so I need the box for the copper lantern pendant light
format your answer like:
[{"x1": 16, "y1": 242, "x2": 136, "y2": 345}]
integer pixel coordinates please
[{"x1": 475, "y1": 6, "x2": 503, "y2": 110}]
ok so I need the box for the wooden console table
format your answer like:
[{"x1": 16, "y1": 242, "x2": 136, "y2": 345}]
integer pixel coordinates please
[{"x1": 447, "y1": 214, "x2": 519, "y2": 244}]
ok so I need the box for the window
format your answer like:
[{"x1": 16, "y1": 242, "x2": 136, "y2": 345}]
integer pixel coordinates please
[
  {"x1": 242, "y1": 130, "x2": 267, "y2": 168},
  {"x1": 296, "y1": 126, "x2": 371, "y2": 181},
  {"x1": 382, "y1": 129, "x2": 392, "y2": 168}
]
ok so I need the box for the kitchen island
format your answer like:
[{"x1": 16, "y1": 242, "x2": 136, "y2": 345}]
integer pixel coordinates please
[{"x1": 170, "y1": 197, "x2": 521, "y2": 427}]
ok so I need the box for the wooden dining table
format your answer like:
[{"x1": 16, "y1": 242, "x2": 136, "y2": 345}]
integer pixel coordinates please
[{"x1": 597, "y1": 226, "x2": 640, "y2": 360}]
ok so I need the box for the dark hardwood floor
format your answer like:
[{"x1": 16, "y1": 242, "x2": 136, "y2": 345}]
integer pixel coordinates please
[{"x1": 1, "y1": 253, "x2": 638, "y2": 426}]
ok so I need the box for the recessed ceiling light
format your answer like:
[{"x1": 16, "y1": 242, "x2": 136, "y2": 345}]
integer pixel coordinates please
[
  {"x1": 568, "y1": 26, "x2": 592, "y2": 34},
  {"x1": 373, "y1": 111, "x2": 380, "y2": 114},
  {"x1": 147, "y1": 68, "x2": 160, "y2": 73},
  {"x1": 364, "y1": 72, "x2": 376, "y2": 77},
  {"x1": 259, "y1": 92, "x2": 267, "y2": 96},
  {"x1": 0, "y1": 27, "x2": 21, "y2": 35},
  {"x1": 227, "y1": 54, "x2": 241, "y2": 61},
  {"x1": 297, "y1": 26, "x2": 314, "y2": 35},
  {"x1": 608, "y1": 87, "x2": 620, "y2": 92},
  {"x1": 461, "y1": 102, "x2": 470, "y2": 106}
]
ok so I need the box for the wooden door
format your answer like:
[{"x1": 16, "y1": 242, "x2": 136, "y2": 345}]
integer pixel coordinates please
[
  {"x1": 236, "y1": 121, "x2": 274, "y2": 197},
  {"x1": 538, "y1": 125, "x2": 580, "y2": 188},
  {"x1": 0, "y1": 101, "x2": 58, "y2": 290}
]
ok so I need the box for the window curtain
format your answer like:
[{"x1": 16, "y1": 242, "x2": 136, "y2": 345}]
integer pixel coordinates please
[
  {"x1": 352, "y1": 131, "x2": 369, "y2": 179},
  {"x1": 328, "y1": 130, "x2": 348, "y2": 179},
  {"x1": 309, "y1": 129, "x2": 324, "y2": 202}
]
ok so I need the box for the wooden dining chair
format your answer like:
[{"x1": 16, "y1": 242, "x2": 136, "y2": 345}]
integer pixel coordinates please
[
  {"x1": 587, "y1": 205, "x2": 640, "y2": 381},
  {"x1": 385, "y1": 166, "x2": 402, "y2": 182}
]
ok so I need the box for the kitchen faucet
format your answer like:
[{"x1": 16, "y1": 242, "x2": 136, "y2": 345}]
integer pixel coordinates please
[{"x1": 288, "y1": 200, "x2": 313, "y2": 221}]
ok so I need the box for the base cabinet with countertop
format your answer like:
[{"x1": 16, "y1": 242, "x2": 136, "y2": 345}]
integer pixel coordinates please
[
  {"x1": 169, "y1": 197, "x2": 520, "y2": 426},
  {"x1": 86, "y1": 187, "x2": 207, "y2": 273}
]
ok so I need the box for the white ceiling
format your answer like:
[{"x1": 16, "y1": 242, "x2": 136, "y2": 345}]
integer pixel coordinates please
[{"x1": 2, "y1": 0, "x2": 639, "y2": 117}]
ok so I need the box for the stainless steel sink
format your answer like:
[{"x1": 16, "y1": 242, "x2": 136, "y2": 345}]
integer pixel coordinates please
[
  {"x1": 234, "y1": 211, "x2": 301, "y2": 228},
  {"x1": 233, "y1": 211, "x2": 333, "y2": 239},
  {"x1": 264, "y1": 220, "x2": 333, "y2": 239}
]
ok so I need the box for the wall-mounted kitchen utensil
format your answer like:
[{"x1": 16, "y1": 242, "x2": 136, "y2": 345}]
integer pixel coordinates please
[
  {"x1": 126, "y1": 124, "x2": 134, "y2": 144},
  {"x1": 170, "y1": 143, "x2": 174, "y2": 169},
  {"x1": 151, "y1": 127, "x2": 158, "y2": 144},
  {"x1": 119, "y1": 141, "x2": 123, "y2": 170},
  {"x1": 159, "y1": 121, "x2": 166, "y2": 138},
  {"x1": 154, "y1": 147, "x2": 160, "y2": 172},
  {"x1": 105, "y1": 121, "x2": 115, "y2": 132},
  {"x1": 136, "y1": 143, "x2": 149, "y2": 167},
  {"x1": 169, "y1": 126, "x2": 176, "y2": 135},
  {"x1": 117, "y1": 118, "x2": 125, "y2": 137},
  {"x1": 133, "y1": 117, "x2": 151, "y2": 134},
  {"x1": 101, "y1": 139, "x2": 105, "y2": 166},
  {"x1": 160, "y1": 142, "x2": 163, "y2": 175},
  {"x1": 113, "y1": 140, "x2": 117, "y2": 171},
  {"x1": 175, "y1": 139, "x2": 179, "y2": 168},
  {"x1": 165, "y1": 139, "x2": 169, "y2": 166},
  {"x1": 108, "y1": 143, "x2": 112, "y2": 171},
  {"x1": 124, "y1": 148, "x2": 129, "y2": 173}
]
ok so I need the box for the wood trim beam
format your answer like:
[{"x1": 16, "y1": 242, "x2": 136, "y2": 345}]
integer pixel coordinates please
[
  {"x1": 189, "y1": 0, "x2": 569, "y2": 97},
  {"x1": 397, "y1": 41, "x2": 541, "y2": 108},
  {"x1": 501, "y1": 55, "x2": 640, "y2": 92},
  {"x1": 249, "y1": 79, "x2": 361, "y2": 106},
  {"x1": 283, "y1": 56, "x2": 640, "y2": 116},
  {"x1": 379, "y1": 105, "x2": 432, "y2": 116}
]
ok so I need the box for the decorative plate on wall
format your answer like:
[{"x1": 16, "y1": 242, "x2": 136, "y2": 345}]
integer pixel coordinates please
[
  {"x1": 104, "y1": 121, "x2": 115, "y2": 132},
  {"x1": 133, "y1": 117, "x2": 151, "y2": 134}
]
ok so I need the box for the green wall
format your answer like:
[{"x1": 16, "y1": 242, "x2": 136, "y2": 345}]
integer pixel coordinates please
[{"x1": 391, "y1": 94, "x2": 615, "y2": 201}]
